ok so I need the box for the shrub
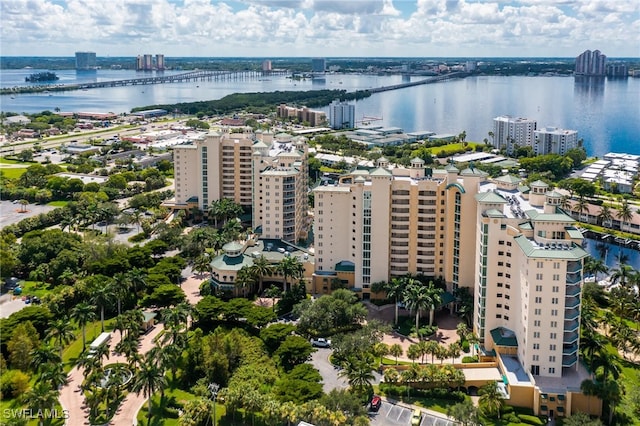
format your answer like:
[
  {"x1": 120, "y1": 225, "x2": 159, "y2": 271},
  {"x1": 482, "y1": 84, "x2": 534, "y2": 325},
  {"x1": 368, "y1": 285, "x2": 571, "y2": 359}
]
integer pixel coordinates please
[
  {"x1": 519, "y1": 414, "x2": 544, "y2": 425},
  {"x1": 461, "y1": 340, "x2": 470, "y2": 353},
  {"x1": 0, "y1": 369, "x2": 30, "y2": 399},
  {"x1": 462, "y1": 355, "x2": 478, "y2": 363},
  {"x1": 503, "y1": 413, "x2": 521, "y2": 423},
  {"x1": 128, "y1": 233, "x2": 146, "y2": 243}
]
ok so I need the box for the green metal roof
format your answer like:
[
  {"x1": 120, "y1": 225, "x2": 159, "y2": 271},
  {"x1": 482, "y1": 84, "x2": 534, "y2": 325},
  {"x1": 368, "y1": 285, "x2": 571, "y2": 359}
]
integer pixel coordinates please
[
  {"x1": 210, "y1": 253, "x2": 254, "y2": 271},
  {"x1": 475, "y1": 191, "x2": 507, "y2": 204},
  {"x1": 565, "y1": 227, "x2": 584, "y2": 239},
  {"x1": 335, "y1": 260, "x2": 355, "y2": 272},
  {"x1": 484, "y1": 209, "x2": 505, "y2": 218},
  {"x1": 494, "y1": 174, "x2": 522, "y2": 184},
  {"x1": 514, "y1": 235, "x2": 589, "y2": 260},
  {"x1": 446, "y1": 182, "x2": 466, "y2": 193},
  {"x1": 370, "y1": 167, "x2": 392, "y2": 177},
  {"x1": 530, "y1": 180, "x2": 549, "y2": 188},
  {"x1": 526, "y1": 210, "x2": 575, "y2": 223},
  {"x1": 490, "y1": 327, "x2": 518, "y2": 347}
]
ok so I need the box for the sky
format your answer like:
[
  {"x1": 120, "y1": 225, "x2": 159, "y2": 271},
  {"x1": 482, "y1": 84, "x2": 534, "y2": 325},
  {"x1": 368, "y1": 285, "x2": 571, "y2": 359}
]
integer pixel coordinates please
[{"x1": 1, "y1": 0, "x2": 639, "y2": 58}]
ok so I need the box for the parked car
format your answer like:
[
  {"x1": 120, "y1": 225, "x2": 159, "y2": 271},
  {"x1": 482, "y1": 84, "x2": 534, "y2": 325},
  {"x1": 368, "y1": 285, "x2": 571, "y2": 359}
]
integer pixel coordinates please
[
  {"x1": 369, "y1": 395, "x2": 381, "y2": 412},
  {"x1": 411, "y1": 409, "x2": 422, "y2": 426},
  {"x1": 310, "y1": 338, "x2": 331, "y2": 348}
]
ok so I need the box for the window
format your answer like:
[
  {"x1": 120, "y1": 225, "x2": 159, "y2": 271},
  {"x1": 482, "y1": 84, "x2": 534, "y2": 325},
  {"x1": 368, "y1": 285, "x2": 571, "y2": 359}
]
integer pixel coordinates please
[
  {"x1": 551, "y1": 298, "x2": 558, "y2": 304},
  {"x1": 497, "y1": 293, "x2": 503, "y2": 298},
  {"x1": 554, "y1": 262, "x2": 560, "y2": 269},
  {"x1": 497, "y1": 282, "x2": 503, "y2": 288},
  {"x1": 535, "y1": 297, "x2": 542, "y2": 303},
  {"x1": 550, "y1": 333, "x2": 557, "y2": 339},
  {"x1": 533, "y1": 343, "x2": 540, "y2": 350},
  {"x1": 550, "y1": 344, "x2": 556, "y2": 350},
  {"x1": 496, "y1": 314, "x2": 502, "y2": 319},
  {"x1": 553, "y1": 274, "x2": 560, "y2": 281},
  {"x1": 535, "y1": 285, "x2": 542, "y2": 292},
  {"x1": 533, "y1": 332, "x2": 540, "y2": 338},
  {"x1": 537, "y1": 261, "x2": 544, "y2": 268},
  {"x1": 549, "y1": 367, "x2": 555, "y2": 374},
  {"x1": 552, "y1": 286, "x2": 559, "y2": 292},
  {"x1": 534, "y1": 320, "x2": 541, "y2": 327},
  {"x1": 533, "y1": 355, "x2": 539, "y2": 361},
  {"x1": 549, "y1": 356, "x2": 556, "y2": 362},
  {"x1": 534, "y1": 309, "x2": 541, "y2": 315},
  {"x1": 550, "y1": 321, "x2": 557, "y2": 328},
  {"x1": 536, "y1": 273, "x2": 543, "y2": 280},
  {"x1": 551, "y1": 309, "x2": 558, "y2": 316}
]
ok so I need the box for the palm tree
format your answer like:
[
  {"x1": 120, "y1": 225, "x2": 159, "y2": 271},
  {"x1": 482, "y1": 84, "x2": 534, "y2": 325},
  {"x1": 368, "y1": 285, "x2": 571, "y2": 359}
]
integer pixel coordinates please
[
  {"x1": 39, "y1": 362, "x2": 68, "y2": 389},
  {"x1": 251, "y1": 255, "x2": 274, "y2": 294},
  {"x1": 407, "y1": 344, "x2": 421, "y2": 364},
  {"x1": 45, "y1": 318, "x2": 75, "y2": 359},
  {"x1": 77, "y1": 352, "x2": 102, "y2": 379},
  {"x1": 277, "y1": 256, "x2": 304, "y2": 292},
  {"x1": 581, "y1": 379, "x2": 623, "y2": 425},
  {"x1": 576, "y1": 196, "x2": 590, "y2": 222},
  {"x1": 21, "y1": 382, "x2": 58, "y2": 426},
  {"x1": 265, "y1": 286, "x2": 282, "y2": 312},
  {"x1": 192, "y1": 253, "x2": 211, "y2": 277},
  {"x1": 132, "y1": 352, "x2": 167, "y2": 425},
  {"x1": 616, "y1": 200, "x2": 633, "y2": 232},
  {"x1": 338, "y1": 356, "x2": 376, "y2": 396},
  {"x1": 91, "y1": 279, "x2": 115, "y2": 332},
  {"x1": 598, "y1": 204, "x2": 614, "y2": 228},
  {"x1": 584, "y1": 257, "x2": 609, "y2": 282},
  {"x1": 610, "y1": 264, "x2": 634, "y2": 288},
  {"x1": 127, "y1": 268, "x2": 147, "y2": 297},
  {"x1": 389, "y1": 343, "x2": 403, "y2": 365},
  {"x1": 72, "y1": 302, "x2": 97, "y2": 350},
  {"x1": 478, "y1": 381, "x2": 505, "y2": 419},
  {"x1": 372, "y1": 342, "x2": 389, "y2": 365},
  {"x1": 112, "y1": 272, "x2": 132, "y2": 316},
  {"x1": 384, "y1": 278, "x2": 406, "y2": 326},
  {"x1": 30, "y1": 345, "x2": 61, "y2": 373},
  {"x1": 425, "y1": 340, "x2": 440, "y2": 363},
  {"x1": 235, "y1": 265, "x2": 256, "y2": 298},
  {"x1": 448, "y1": 342, "x2": 462, "y2": 363}
]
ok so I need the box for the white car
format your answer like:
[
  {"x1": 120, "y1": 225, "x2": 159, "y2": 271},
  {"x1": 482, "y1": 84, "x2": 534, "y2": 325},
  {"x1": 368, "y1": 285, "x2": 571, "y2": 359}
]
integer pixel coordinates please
[{"x1": 310, "y1": 338, "x2": 331, "y2": 348}]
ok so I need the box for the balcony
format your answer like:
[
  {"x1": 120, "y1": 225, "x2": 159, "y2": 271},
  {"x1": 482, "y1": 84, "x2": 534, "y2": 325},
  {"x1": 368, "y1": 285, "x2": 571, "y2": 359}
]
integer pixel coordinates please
[
  {"x1": 566, "y1": 273, "x2": 582, "y2": 284},
  {"x1": 565, "y1": 295, "x2": 580, "y2": 309},
  {"x1": 563, "y1": 330, "x2": 579, "y2": 344},
  {"x1": 562, "y1": 353, "x2": 578, "y2": 367},
  {"x1": 563, "y1": 344, "x2": 578, "y2": 356},
  {"x1": 567, "y1": 261, "x2": 581, "y2": 274},
  {"x1": 564, "y1": 319, "x2": 579, "y2": 332},
  {"x1": 565, "y1": 308, "x2": 580, "y2": 321},
  {"x1": 565, "y1": 283, "x2": 581, "y2": 297}
]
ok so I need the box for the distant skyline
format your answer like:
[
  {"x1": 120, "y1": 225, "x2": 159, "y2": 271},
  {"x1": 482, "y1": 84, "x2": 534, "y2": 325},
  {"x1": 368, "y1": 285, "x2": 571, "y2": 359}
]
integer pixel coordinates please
[{"x1": 1, "y1": 0, "x2": 639, "y2": 58}]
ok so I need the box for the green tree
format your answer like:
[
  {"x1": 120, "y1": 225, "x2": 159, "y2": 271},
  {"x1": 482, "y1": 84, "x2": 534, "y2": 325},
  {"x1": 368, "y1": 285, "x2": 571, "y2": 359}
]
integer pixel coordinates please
[
  {"x1": 277, "y1": 255, "x2": 305, "y2": 292},
  {"x1": 478, "y1": 381, "x2": 505, "y2": 419},
  {"x1": 89, "y1": 278, "x2": 115, "y2": 332},
  {"x1": 71, "y1": 302, "x2": 97, "y2": 350},
  {"x1": 447, "y1": 399, "x2": 479, "y2": 426},
  {"x1": 274, "y1": 335, "x2": 316, "y2": 371},
  {"x1": 338, "y1": 355, "x2": 376, "y2": 396},
  {"x1": 581, "y1": 379, "x2": 623, "y2": 425},
  {"x1": 45, "y1": 318, "x2": 75, "y2": 359},
  {"x1": 21, "y1": 382, "x2": 58, "y2": 426},
  {"x1": 389, "y1": 343, "x2": 403, "y2": 365},
  {"x1": 563, "y1": 412, "x2": 604, "y2": 426},
  {"x1": 132, "y1": 352, "x2": 168, "y2": 425},
  {"x1": 251, "y1": 255, "x2": 274, "y2": 294}
]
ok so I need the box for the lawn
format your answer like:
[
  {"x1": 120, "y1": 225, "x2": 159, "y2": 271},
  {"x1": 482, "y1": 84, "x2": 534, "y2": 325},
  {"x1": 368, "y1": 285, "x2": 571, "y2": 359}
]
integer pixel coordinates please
[
  {"x1": 137, "y1": 388, "x2": 206, "y2": 426},
  {"x1": 424, "y1": 142, "x2": 481, "y2": 155},
  {"x1": 0, "y1": 157, "x2": 31, "y2": 165},
  {"x1": 15, "y1": 280, "x2": 54, "y2": 299},
  {"x1": 47, "y1": 200, "x2": 69, "y2": 207},
  {"x1": 604, "y1": 343, "x2": 640, "y2": 424},
  {"x1": 0, "y1": 167, "x2": 28, "y2": 179}
]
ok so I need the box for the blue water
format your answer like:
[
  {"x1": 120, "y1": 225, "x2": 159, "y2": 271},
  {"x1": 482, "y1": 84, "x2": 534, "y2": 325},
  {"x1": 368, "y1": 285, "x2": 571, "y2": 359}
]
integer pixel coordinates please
[
  {"x1": 582, "y1": 238, "x2": 640, "y2": 271},
  {"x1": 1, "y1": 69, "x2": 639, "y2": 158}
]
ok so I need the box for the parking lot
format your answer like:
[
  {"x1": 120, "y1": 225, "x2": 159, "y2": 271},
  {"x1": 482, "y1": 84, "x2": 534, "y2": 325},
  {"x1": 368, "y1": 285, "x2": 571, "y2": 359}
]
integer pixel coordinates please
[
  {"x1": 0, "y1": 200, "x2": 57, "y2": 229},
  {"x1": 369, "y1": 401, "x2": 456, "y2": 426}
]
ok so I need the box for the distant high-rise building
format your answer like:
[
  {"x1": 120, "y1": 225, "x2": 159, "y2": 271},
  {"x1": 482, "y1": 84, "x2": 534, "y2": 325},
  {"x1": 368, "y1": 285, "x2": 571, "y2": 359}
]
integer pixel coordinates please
[
  {"x1": 156, "y1": 54, "x2": 165, "y2": 71},
  {"x1": 312, "y1": 58, "x2": 326, "y2": 73},
  {"x1": 465, "y1": 61, "x2": 477, "y2": 72},
  {"x1": 328, "y1": 100, "x2": 355, "y2": 130},
  {"x1": 534, "y1": 127, "x2": 579, "y2": 155},
  {"x1": 75, "y1": 51, "x2": 96, "y2": 70},
  {"x1": 492, "y1": 116, "x2": 537, "y2": 155},
  {"x1": 606, "y1": 63, "x2": 628, "y2": 78},
  {"x1": 575, "y1": 50, "x2": 607, "y2": 76},
  {"x1": 143, "y1": 54, "x2": 153, "y2": 71},
  {"x1": 262, "y1": 60, "x2": 272, "y2": 72},
  {"x1": 136, "y1": 55, "x2": 144, "y2": 71}
]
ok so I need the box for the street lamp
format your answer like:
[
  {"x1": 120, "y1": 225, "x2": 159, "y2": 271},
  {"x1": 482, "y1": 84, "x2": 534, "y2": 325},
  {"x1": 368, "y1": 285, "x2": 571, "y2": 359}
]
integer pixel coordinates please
[{"x1": 208, "y1": 382, "x2": 219, "y2": 426}]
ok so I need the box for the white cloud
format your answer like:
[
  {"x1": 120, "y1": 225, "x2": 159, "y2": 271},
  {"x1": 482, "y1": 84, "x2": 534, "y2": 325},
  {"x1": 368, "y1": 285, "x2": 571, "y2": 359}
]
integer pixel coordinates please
[{"x1": 0, "y1": 0, "x2": 638, "y2": 56}]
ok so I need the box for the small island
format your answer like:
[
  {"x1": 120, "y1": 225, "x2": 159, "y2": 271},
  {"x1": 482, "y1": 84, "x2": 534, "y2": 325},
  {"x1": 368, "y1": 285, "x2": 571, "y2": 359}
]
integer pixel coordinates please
[{"x1": 25, "y1": 71, "x2": 59, "y2": 82}]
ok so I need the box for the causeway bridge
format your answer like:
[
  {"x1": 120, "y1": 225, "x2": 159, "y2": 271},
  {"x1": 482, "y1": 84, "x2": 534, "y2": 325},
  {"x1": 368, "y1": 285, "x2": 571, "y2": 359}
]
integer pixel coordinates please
[
  {"x1": 367, "y1": 72, "x2": 468, "y2": 94},
  {"x1": 77, "y1": 69, "x2": 290, "y2": 89}
]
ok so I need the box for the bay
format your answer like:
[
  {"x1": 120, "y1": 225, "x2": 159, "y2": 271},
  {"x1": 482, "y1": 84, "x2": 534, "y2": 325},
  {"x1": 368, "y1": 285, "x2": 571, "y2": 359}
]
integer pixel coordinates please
[{"x1": 1, "y1": 69, "x2": 639, "y2": 158}]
